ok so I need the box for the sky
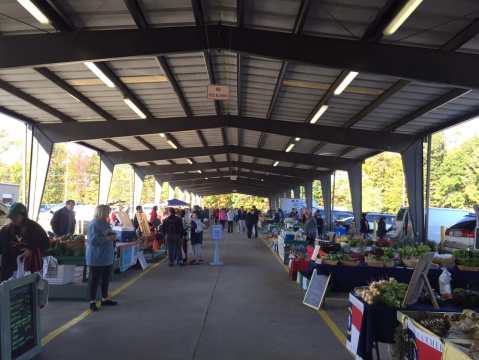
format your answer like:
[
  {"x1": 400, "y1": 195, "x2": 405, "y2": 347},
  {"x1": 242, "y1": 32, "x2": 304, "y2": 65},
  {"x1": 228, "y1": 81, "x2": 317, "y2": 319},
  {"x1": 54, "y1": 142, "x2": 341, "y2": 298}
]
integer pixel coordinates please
[{"x1": 1, "y1": 112, "x2": 479, "y2": 163}]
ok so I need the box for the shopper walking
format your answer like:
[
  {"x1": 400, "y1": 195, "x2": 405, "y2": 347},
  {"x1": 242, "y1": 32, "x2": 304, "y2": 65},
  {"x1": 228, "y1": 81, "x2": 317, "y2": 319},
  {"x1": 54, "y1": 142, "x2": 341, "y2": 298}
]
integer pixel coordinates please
[
  {"x1": 0, "y1": 203, "x2": 49, "y2": 280},
  {"x1": 360, "y1": 213, "x2": 370, "y2": 240},
  {"x1": 86, "y1": 205, "x2": 117, "y2": 311},
  {"x1": 245, "y1": 209, "x2": 255, "y2": 239},
  {"x1": 219, "y1": 208, "x2": 227, "y2": 229},
  {"x1": 50, "y1": 199, "x2": 76, "y2": 237},
  {"x1": 226, "y1": 208, "x2": 234, "y2": 233},
  {"x1": 304, "y1": 210, "x2": 318, "y2": 246},
  {"x1": 179, "y1": 209, "x2": 188, "y2": 264},
  {"x1": 238, "y1": 207, "x2": 246, "y2": 235},
  {"x1": 252, "y1": 206, "x2": 260, "y2": 238},
  {"x1": 314, "y1": 210, "x2": 324, "y2": 239},
  {"x1": 161, "y1": 208, "x2": 184, "y2": 266},
  {"x1": 190, "y1": 211, "x2": 204, "y2": 264},
  {"x1": 149, "y1": 206, "x2": 161, "y2": 231}
]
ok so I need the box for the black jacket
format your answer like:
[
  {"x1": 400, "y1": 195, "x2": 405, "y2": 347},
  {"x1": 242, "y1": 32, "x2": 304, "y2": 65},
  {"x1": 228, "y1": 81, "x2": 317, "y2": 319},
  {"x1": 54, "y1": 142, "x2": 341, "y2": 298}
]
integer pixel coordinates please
[
  {"x1": 0, "y1": 219, "x2": 49, "y2": 280},
  {"x1": 50, "y1": 207, "x2": 76, "y2": 236},
  {"x1": 245, "y1": 212, "x2": 256, "y2": 226},
  {"x1": 161, "y1": 215, "x2": 184, "y2": 237}
]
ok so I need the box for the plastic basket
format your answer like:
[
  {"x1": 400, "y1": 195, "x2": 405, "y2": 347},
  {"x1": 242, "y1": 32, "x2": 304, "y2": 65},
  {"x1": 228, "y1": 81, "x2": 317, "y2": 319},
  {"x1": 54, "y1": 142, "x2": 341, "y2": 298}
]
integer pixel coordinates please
[{"x1": 44, "y1": 264, "x2": 75, "y2": 285}]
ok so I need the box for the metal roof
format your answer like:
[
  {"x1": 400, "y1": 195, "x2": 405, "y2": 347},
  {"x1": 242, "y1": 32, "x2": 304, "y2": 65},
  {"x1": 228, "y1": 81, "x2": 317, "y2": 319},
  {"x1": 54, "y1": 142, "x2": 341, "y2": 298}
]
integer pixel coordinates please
[{"x1": 0, "y1": 0, "x2": 478, "y2": 196}]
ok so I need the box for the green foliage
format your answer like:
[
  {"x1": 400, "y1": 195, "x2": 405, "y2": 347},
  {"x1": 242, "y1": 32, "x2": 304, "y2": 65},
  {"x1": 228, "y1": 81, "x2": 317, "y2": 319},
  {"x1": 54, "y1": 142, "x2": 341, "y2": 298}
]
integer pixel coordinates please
[
  {"x1": 109, "y1": 164, "x2": 133, "y2": 204},
  {"x1": 141, "y1": 176, "x2": 155, "y2": 204},
  {"x1": 202, "y1": 193, "x2": 268, "y2": 211},
  {"x1": 363, "y1": 152, "x2": 405, "y2": 214}
]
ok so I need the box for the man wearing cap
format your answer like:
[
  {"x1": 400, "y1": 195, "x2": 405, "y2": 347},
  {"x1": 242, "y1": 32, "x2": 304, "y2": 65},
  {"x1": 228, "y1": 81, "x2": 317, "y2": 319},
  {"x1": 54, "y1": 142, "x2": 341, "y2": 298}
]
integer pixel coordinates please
[{"x1": 0, "y1": 203, "x2": 49, "y2": 280}]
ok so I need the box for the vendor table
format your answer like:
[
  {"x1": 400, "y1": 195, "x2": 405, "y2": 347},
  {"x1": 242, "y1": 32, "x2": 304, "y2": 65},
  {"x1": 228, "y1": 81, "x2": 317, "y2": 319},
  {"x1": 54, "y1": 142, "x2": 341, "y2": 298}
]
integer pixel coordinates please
[
  {"x1": 347, "y1": 293, "x2": 479, "y2": 360},
  {"x1": 116, "y1": 242, "x2": 140, "y2": 272},
  {"x1": 312, "y1": 263, "x2": 479, "y2": 292}
]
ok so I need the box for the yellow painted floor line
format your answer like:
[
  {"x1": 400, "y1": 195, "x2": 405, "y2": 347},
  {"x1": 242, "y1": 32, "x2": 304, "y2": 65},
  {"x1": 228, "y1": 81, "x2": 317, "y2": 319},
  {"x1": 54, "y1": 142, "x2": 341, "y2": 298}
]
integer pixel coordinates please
[
  {"x1": 260, "y1": 237, "x2": 350, "y2": 351},
  {"x1": 42, "y1": 259, "x2": 165, "y2": 346}
]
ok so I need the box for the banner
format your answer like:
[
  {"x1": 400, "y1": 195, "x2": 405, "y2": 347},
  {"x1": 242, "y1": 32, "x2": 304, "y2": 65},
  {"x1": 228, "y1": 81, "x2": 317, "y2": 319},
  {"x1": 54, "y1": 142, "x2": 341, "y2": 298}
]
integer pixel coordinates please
[
  {"x1": 406, "y1": 319, "x2": 443, "y2": 360},
  {"x1": 347, "y1": 293, "x2": 365, "y2": 358}
]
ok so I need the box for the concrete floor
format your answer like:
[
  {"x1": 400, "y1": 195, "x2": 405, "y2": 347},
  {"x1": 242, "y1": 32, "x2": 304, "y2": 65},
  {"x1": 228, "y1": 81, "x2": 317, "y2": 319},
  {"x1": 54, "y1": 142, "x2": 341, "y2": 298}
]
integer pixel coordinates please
[{"x1": 37, "y1": 231, "x2": 351, "y2": 360}]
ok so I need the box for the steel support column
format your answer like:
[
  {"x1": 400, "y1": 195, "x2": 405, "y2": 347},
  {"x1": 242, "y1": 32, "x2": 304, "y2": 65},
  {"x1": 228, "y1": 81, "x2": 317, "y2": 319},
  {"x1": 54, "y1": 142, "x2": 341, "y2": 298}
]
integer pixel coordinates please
[
  {"x1": 348, "y1": 162, "x2": 362, "y2": 233},
  {"x1": 320, "y1": 175, "x2": 332, "y2": 231},
  {"x1": 401, "y1": 139, "x2": 424, "y2": 243},
  {"x1": 27, "y1": 127, "x2": 53, "y2": 220},
  {"x1": 305, "y1": 181, "x2": 313, "y2": 210},
  {"x1": 98, "y1": 154, "x2": 114, "y2": 205}
]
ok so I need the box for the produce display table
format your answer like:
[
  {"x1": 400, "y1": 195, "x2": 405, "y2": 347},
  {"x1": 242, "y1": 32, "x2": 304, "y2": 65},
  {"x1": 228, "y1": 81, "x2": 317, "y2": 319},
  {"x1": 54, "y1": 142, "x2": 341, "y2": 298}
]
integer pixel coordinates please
[
  {"x1": 311, "y1": 263, "x2": 479, "y2": 292},
  {"x1": 397, "y1": 311, "x2": 476, "y2": 360},
  {"x1": 348, "y1": 293, "x2": 478, "y2": 360}
]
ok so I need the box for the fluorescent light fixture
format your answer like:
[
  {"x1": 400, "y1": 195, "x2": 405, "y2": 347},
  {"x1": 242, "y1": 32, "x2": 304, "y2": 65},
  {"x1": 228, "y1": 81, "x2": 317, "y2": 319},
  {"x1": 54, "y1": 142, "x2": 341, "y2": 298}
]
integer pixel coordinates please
[
  {"x1": 295, "y1": 137, "x2": 301, "y2": 141},
  {"x1": 334, "y1": 71, "x2": 359, "y2": 96},
  {"x1": 273, "y1": 161, "x2": 279, "y2": 167},
  {"x1": 383, "y1": 0, "x2": 424, "y2": 36},
  {"x1": 159, "y1": 133, "x2": 166, "y2": 138},
  {"x1": 167, "y1": 140, "x2": 177, "y2": 149},
  {"x1": 186, "y1": 159, "x2": 193, "y2": 164},
  {"x1": 205, "y1": 177, "x2": 209, "y2": 180},
  {"x1": 285, "y1": 143, "x2": 295, "y2": 153},
  {"x1": 197, "y1": 170, "x2": 202, "y2": 174},
  {"x1": 84, "y1": 62, "x2": 115, "y2": 88},
  {"x1": 17, "y1": 0, "x2": 50, "y2": 24},
  {"x1": 310, "y1": 104, "x2": 328, "y2": 124},
  {"x1": 124, "y1": 98, "x2": 146, "y2": 119}
]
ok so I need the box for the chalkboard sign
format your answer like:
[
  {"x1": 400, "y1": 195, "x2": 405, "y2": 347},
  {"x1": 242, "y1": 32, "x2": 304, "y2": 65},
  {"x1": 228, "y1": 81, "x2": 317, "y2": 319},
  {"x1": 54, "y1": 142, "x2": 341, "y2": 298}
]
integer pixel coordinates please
[
  {"x1": 10, "y1": 283, "x2": 35, "y2": 358},
  {"x1": 0, "y1": 274, "x2": 42, "y2": 360},
  {"x1": 303, "y1": 270, "x2": 331, "y2": 310}
]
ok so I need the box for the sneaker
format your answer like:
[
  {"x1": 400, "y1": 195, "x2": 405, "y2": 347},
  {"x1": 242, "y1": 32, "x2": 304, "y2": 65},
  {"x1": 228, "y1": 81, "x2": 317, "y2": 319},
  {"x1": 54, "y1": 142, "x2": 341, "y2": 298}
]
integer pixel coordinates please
[
  {"x1": 101, "y1": 299, "x2": 118, "y2": 306},
  {"x1": 90, "y1": 302, "x2": 99, "y2": 312}
]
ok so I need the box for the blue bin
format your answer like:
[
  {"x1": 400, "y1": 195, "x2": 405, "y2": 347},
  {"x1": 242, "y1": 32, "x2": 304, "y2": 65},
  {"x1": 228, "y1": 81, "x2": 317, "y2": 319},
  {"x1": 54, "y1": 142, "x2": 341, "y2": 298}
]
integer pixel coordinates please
[{"x1": 114, "y1": 229, "x2": 136, "y2": 242}]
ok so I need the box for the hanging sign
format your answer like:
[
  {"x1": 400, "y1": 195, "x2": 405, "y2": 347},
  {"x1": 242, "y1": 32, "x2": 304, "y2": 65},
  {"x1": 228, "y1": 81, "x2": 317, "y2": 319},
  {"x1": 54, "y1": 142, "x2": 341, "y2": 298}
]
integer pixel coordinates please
[{"x1": 207, "y1": 85, "x2": 230, "y2": 100}]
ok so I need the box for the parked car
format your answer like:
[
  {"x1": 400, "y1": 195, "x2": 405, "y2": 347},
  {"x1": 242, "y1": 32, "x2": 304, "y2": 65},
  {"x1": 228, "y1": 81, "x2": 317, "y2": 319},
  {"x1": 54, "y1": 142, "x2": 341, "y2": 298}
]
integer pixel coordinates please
[
  {"x1": 335, "y1": 213, "x2": 396, "y2": 232},
  {"x1": 0, "y1": 202, "x2": 9, "y2": 228},
  {"x1": 444, "y1": 206, "x2": 479, "y2": 250}
]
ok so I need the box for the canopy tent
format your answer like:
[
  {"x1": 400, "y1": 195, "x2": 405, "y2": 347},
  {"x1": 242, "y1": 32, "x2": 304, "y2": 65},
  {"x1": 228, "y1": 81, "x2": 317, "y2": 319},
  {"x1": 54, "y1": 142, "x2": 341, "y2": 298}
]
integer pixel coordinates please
[
  {"x1": 165, "y1": 199, "x2": 190, "y2": 208},
  {"x1": 2, "y1": 0, "x2": 478, "y2": 241}
]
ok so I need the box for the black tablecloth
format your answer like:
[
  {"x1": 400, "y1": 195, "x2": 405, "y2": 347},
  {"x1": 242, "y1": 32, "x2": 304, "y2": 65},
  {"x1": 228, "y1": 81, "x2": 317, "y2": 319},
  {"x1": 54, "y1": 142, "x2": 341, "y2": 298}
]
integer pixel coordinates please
[
  {"x1": 349, "y1": 294, "x2": 479, "y2": 360},
  {"x1": 309, "y1": 263, "x2": 479, "y2": 292}
]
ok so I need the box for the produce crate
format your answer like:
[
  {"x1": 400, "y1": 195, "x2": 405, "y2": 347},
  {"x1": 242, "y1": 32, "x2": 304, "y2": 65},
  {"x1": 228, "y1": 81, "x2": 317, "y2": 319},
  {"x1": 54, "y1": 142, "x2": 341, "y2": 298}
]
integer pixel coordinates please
[
  {"x1": 44, "y1": 264, "x2": 76, "y2": 285},
  {"x1": 56, "y1": 256, "x2": 85, "y2": 266}
]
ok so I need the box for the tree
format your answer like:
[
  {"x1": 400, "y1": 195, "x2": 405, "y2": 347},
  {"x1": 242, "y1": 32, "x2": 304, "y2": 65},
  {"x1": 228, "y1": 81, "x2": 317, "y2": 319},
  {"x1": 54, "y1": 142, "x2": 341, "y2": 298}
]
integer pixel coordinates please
[{"x1": 202, "y1": 193, "x2": 268, "y2": 211}]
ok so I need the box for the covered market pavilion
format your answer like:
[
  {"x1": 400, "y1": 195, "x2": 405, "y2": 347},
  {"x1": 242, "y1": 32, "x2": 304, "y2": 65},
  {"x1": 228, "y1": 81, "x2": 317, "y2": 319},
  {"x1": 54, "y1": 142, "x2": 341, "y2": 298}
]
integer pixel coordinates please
[
  {"x1": 1, "y1": 0, "x2": 479, "y2": 358},
  {"x1": 6, "y1": 1, "x2": 479, "y2": 244}
]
